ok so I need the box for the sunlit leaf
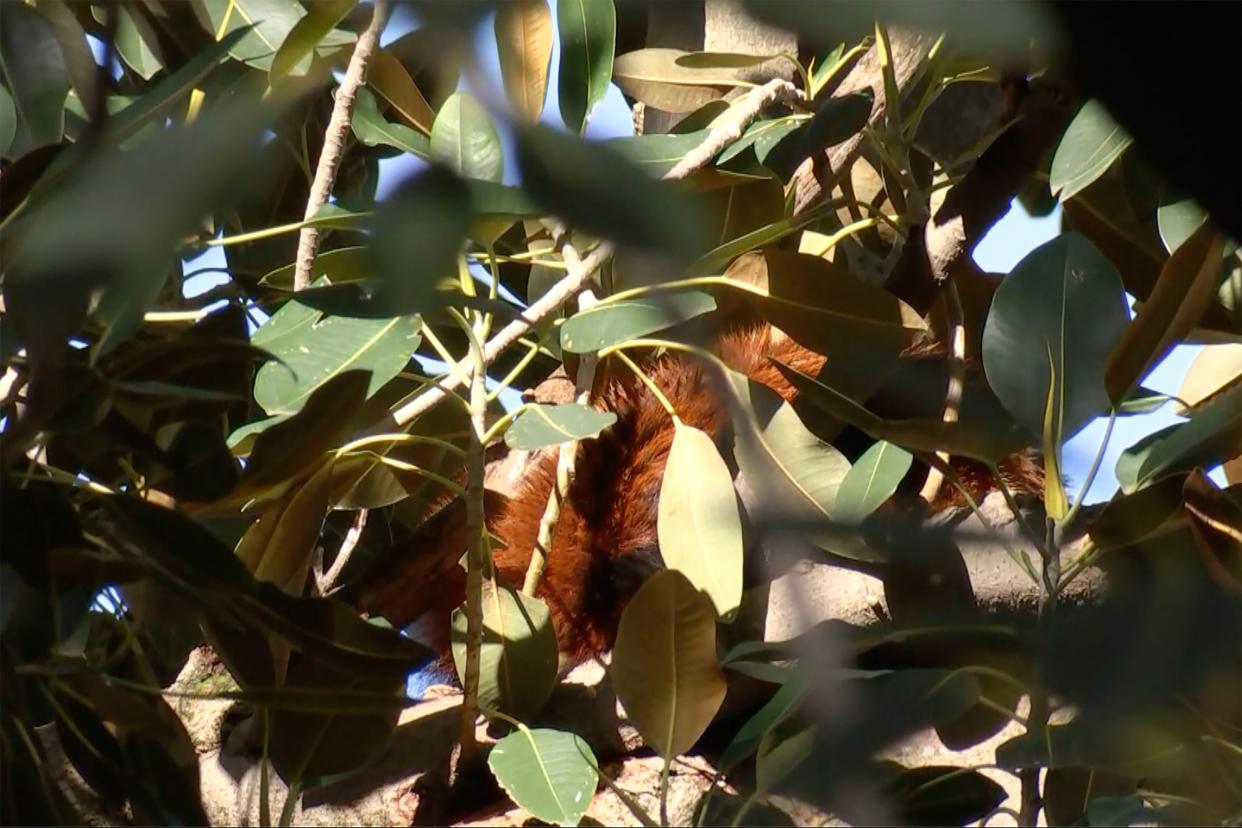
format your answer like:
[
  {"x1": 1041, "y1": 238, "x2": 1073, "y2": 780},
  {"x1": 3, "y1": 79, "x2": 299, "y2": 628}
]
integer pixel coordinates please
[
  {"x1": 557, "y1": 0, "x2": 614, "y2": 132},
  {"x1": 260, "y1": 246, "x2": 370, "y2": 290},
  {"x1": 1175, "y1": 343, "x2": 1242, "y2": 415},
  {"x1": 832, "y1": 440, "x2": 913, "y2": 525},
  {"x1": 612, "y1": 570, "x2": 727, "y2": 758},
  {"x1": 270, "y1": 0, "x2": 357, "y2": 83},
  {"x1": 505, "y1": 403, "x2": 617, "y2": 451},
  {"x1": 717, "y1": 116, "x2": 804, "y2": 164},
  {"x1": 1105, "y1": 222, "x2": 1227, "y2": 404},
  {"x1": 605, "y1": 129, "x2": 710, "y2": 177},
  {"x1": 489, "y1": 727, "x2": 598, "y2": 827},
  {"x1": 495, "y1": 0, "x2": 554, "y2": 122},
  {"x1": 368, "y1": 48, "x2": 437, "y2": 134},
  {"x1": 1050, "y1": 100, "x2": 1133, "y2": 202},
  {"x1": 1157, "y1": 198, "x2": 1239, "y2": 258},
  {"x1": 559, "y1": 291, "x2": 717, "y2": 353},
  {"x1": 659, "y1": 421, "x2": 745, "y2": 618},
  {"x1": 613, "y1": 48, "x2": 742, "y2": 114},
  {"x1": 200, "y1": 0, "x2": 353, "y2": 71},
  {"x1": 452, "y1": 583, "x2": 558, "y2": 720},
  {"x1": 1115, "y1": 383, "x2": 1242, "y2": 494},
  {"x1": 431, "y1": 91, "x2": 503, "y2": 183}
]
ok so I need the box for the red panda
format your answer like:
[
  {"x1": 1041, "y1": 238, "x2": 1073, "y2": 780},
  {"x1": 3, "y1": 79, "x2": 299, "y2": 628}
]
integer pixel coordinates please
[{"x1": 355, "y1": 323, "x2": 1043, "y2": 674}]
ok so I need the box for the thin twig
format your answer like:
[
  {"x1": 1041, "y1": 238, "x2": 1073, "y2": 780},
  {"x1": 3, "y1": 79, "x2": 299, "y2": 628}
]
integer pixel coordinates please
[
  {"x1": 318, "y1": 508, "x2": 368, "y2": 594},
  {"x1": 292, "y1": 0, "x2": 391, "y2": 292},
  {"x1": 919, "y1": 278, "x2": 965, "y2": 503}
]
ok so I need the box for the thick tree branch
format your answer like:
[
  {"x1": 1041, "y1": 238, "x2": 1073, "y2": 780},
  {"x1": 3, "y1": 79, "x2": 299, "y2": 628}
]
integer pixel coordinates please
[{"x1": 292, "y1": 0, "x2": 391, "y2": 292}]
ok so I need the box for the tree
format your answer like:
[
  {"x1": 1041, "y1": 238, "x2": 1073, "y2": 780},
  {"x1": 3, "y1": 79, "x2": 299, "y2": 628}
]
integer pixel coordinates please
[{"x1": 1, "y1": 1, "x2": 1239, "y2": 826}]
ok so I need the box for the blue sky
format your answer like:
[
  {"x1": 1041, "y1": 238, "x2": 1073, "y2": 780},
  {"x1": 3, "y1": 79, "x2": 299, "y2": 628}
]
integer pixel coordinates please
[{"x1": 178, "y1": 6, "x2": 1214, "y2": 505}]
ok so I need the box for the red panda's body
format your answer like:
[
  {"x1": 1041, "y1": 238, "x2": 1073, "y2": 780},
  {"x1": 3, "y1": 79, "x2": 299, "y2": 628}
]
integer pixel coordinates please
[{"x1": 359, "y1": 324, "x2": 1042, "y2": 671}]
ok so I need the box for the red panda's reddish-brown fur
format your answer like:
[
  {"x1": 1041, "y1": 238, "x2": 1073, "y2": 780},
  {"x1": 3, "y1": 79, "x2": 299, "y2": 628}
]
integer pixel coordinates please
[{"x1": 369, "y1": 325, "x2": 1043, "y2": 669}]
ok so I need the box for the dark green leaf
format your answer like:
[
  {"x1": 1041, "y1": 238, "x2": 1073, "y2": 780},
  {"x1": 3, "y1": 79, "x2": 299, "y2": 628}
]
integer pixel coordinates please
[
  {"x1": 200, "y1": 0, "x2": 353, "y2": 71},
  {"x1": 270, "y1": 0, "x2": 357, "y2": 82},
  {"x1": 832, "y1": 440, "x2": 913, "y2": 525},
  {"x1": 260, "y1": 246, "x2": 371, "y2": 290},
  {"x1": 718, "y1": 667, "x2": 808, "y2": 771},
  {"x1": 884, "y1": 766, "x2": 1006, "y2": 827},
  {"x1": 0, "y1": 3, "x2": 69, "y2": 157},
  {"x1": 350, "y1": 86, "x2": 430, "y2": 158},
  {"x1": 604, "y1": 129, "x2": 710, "y2": 177},
  {"x1": 1114, "y1": 382, "x2": 1242, "y2": 493},
  {"x1": 97, "y1": 5, "x2": 164, "y2": 80},
  {"x1": 557, "y1": 0, "x2": 615, "y2": 132},
  {"x1": 1051, "y1": 100, "x2": 1133, "y2": 202}
]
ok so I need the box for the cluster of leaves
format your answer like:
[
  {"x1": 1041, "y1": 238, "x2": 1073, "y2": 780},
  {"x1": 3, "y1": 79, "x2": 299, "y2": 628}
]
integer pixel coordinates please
[{"x1": 1, "y1": 1, "x2": 1239, "y2": 826}]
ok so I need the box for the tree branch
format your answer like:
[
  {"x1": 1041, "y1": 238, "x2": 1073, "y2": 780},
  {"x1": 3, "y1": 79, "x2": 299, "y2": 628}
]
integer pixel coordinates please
[{"x1": 292, "y1": 0, "x2": 391, "y2": 292}]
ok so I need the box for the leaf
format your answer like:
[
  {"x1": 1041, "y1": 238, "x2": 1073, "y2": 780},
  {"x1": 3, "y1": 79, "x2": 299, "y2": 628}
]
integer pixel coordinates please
[
  {"x1": 1087, "y1": 473, "x2": 1187, "y2": 551},
  {"x1": 604, "y1": 129, "x2": 711, "y2": 177},
  {"x1": 1115, "y1": 382, "x2": 1242, "y2": 493},
  {"x1": 294, "y1": 167, "x2": 472, "y2": 318},
  {"x1": 611, "y1": 570, "x2": 727, "y2": 758},
  {"x1": 0, "y1": 3, "x2": 70, "y2": 157},
  {"x1": 495, "y1": 0, "x2": 554, "y2": 122},
  {"x1": 557, "y1": 0, "x2": 615, "y2": 132},
  {"x1": 245, "y1": 461, "x2": 336, "y2": 593},
  {"x1": 368, "y1": 48, "x2": 436, "y2": 134},
  {"x1": 200, "y1": 0, "x2": 352, "y2": 71},
  {"x1": 832, "y1": 441, "x2": 913, "y2": 525},
  {"x1": 982, "y1": 233, "x2": 1129, "y2": 440},
  {"x1": 251, "y1": 291, "x2": 421, "y2": 415},
  {"x1": 675, "y1": 51, "x2": 776, "y2": 69},
  {"x1": 505, "y1": 403, "x2": 617, "y2": 451},
  {"x1": 884, "y1": 766, "x2": 1007, "y2": 827},
  {"x1": 1050, "y1": 100, "x2": 1133, "y2": 202},
  {"x1": 431, "y1": 91, "x2": 503, "y2": 183},
  {"x1": 718, "y1": 667, "x2": 808, "y2": 771},
  {"x1": 451, "y1": 583, "x2": 558, "y2": 720},
  {"x1": 270, "y1": 0, "x2": 357, "y2": 83},
  {"x1": 1176, "y1": 343, "x2": 1242, "y2": 415},
  {"x1": 95, "y1": 5, "x2": 163, "y2": 80},
  {"x1": 0, "y1": 83, "x2": 16, "y2": 158},
  {"x1": 1157, "y1": 198, "x2": 1239, "y2": 258},
  {"x1": 717, "y1": 116, "x2": 805, "y2": 165},
  {"x1": 756, "y1": 719, "x2": 815, "y2": 794},
  {"x1": 613, "y1": 48, "x2": 742, "y2": 114},
  {"x1": 351, "y1": 86, "x2": 430, "y2": 157},
  {"x1": 764, "y1": 91, "x2": 875, "y2": 178},
  {"x1": 260, "y1": 246, "x2": 370, "y2": 290},
  {"x1": 658, "y1": 421, "x2": 745, "y2": 618},
  {"x1": 725, "y1": 372, "x2": 873, "y2": 562},
  {"x1": 488, "y1": 727, "x2": 598, "y2": 827},
  {"x1": 517, "y1": 123, "x2": 710, "y2": 263},
  {"x1": 1105, "y1": 222, "x2": 1227, "y2": 403},
  {"x1": 559, "y1": 292, "x2": 716, "y2": 353}
]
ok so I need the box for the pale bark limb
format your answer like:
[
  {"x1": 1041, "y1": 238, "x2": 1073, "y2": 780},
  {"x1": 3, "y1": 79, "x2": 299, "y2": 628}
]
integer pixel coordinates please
[
  {"x1": 918, "y1": 278, "x2": 965, "y2": 503},
  {"x1": 292, "y1": 0, "x2": 391, "y2": 292},
  {"x1": 318, "y1": 508, "x2": 368, "y2": 594},
  {"x1": 664, "y1": 78, "x2": 803, "y2": 180}
]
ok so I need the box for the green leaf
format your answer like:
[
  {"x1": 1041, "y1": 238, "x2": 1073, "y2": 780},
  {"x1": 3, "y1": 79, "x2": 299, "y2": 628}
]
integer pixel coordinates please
[
  {"x1": 368, "y1": 48, "x2": 437, "y2": 134},
  {"x1": 604, "y1": 129, "x2": 711, "y2": 177},
  {"x1": 351, "y1": 86, "x2": 430, "y2": 157},
  {"x1": 559, "y1": 292, "x2": 717, "y2": 353},
  {"x1": 717, "y1": 116, "x2": 804, "y2": 164},
  {"x1": 718, "y1": 667, "x2": 808, "y2": 771},
  {"x1": 505, "y1": 403, "x2": 618, "y2": 451},
  {"x1": 810, "y1": 43, "x2": 846, "y2": 96},
  {"x1": 612, "y1": 570, "x2": 727, "y2": 758},
  {"x1": 518, "y1": 124, "x2": 710, "y2": 263},
  {"x1": 251, "y1": 291, "x2": 421, "y2": 416},
  {"x1": 0, "y1": 83, "x2": 16, "y2": 158},
  {"x1": 884, "y1": 766, "x2": 1007, "y2": 827},
  {"x1": 96, "y1": 5, "x2": 163, "y2": 80},
  {"x1": 431, "y1": 91, "x2": 503, "y2": 183},
  {"x1": 1105, "y1": 222, "x2": 1227, "y2": 404},
  {"x1": 0, "y1": 3, "x2": 70, "y2": 157},
  {"x1": 200, "y1": 0, "x2": 353, "y2": 71},
  {"x1": 726, "y1": 372, "x2": 873, "y2": 561},
  {"x1": 756, "y1": 719, "x2": 815, "y2": 794},
  {"x1": 1157, "y1": 198, "x2": 1239, "y2": 258},
  {"x1": 452, "y1": 583, "x2": 558, "y2": 720},
  {"x1": 982, "y1": 233, "x2": 1129, "y2": 440},
  {"x1": 658, "y1": 421, "x2": 745, "y2": 618},
  {"x1": 832, "y1": 440, "x2": 913, "y2": 525},
  {"x1": 489, "y1": 727, "x2": 598, "y2": 827},
  {"x1": 1114, "y1": 382, "x2": 1242, "y2": 494},
  {"x1": 270, "y1": 0, "x2": 357, "y2": 83},
  {"x1": 260, "y1": 246, "x2": 370, "y2": 290},
  {"x1": 1050, "y1": 99, "x2": 1133, "y2": 202},
  {"x1": 612, "y1": 48, "x2": 743, "y2": 114},
  {"x1": 495, "y1": 0, "x2": 554, "y2": 122},
  {"x1": 675, "y1": 51, "x2": 776, "y2": 69},
  {"x1": 764, "y1": 91, "x2": 875, "y2": 177},
  {"x1": 557, "y1": 0, "x2": 615, "y2": 132}
]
